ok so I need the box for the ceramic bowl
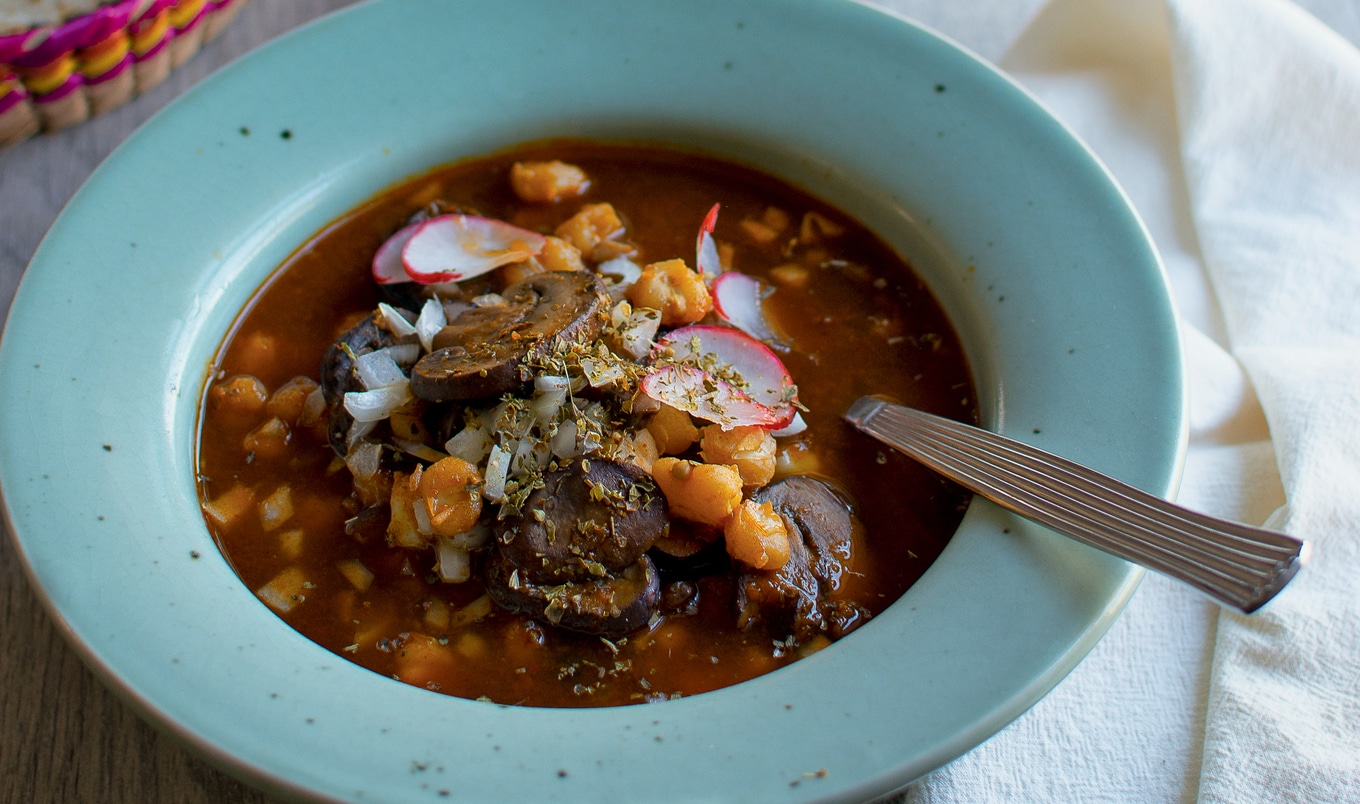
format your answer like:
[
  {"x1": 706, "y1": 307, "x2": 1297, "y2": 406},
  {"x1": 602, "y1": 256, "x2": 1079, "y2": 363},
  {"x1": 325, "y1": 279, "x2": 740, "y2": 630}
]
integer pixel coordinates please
[{"x1": 0, "y1": 0, "x2": 1182, "y2": 800}]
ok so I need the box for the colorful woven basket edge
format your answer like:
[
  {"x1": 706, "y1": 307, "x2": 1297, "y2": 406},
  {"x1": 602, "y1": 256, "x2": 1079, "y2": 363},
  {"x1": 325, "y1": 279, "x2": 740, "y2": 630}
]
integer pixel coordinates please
[{"x1": 1, "y1": 0, "x2": 250, "y2": 148}]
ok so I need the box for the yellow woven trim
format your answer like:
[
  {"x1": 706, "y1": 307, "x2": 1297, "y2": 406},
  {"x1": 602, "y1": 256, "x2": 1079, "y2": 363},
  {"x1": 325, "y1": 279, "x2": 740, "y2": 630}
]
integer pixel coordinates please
[
  {"x1": 168, "y1": 0, "x2": 208, "y2": 29},
  {"x1": 132, "y1": 11, "x2": 170, "y2": 55},
  {"x1": 80, "y1": 32, "x2": 131, "y2": 78},
  {"x1": 20, "y1": 55, "x2": 76, "y2": 95}
]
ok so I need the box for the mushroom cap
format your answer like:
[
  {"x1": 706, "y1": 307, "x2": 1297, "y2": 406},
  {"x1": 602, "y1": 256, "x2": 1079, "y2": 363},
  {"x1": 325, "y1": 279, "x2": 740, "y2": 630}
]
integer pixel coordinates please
[
  {"x1": 409, "y1": 271, "x2": 607, "y2": 401},
  {"x1": 495, "y1": 459, "x2": 669, "y2": 584}
]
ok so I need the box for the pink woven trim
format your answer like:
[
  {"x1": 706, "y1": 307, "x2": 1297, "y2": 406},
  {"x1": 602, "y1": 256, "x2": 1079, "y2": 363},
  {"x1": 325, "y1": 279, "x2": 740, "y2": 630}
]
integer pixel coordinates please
[
  {"x1": 85, "y1": 52, "x2": 133, "y2": 84},
  {"x1": 0, "y1": 29, "x2": 43, "y2": 62},
  {"x1": 133, "y1": 35, "x2": 168, "y2": 62},
  {"x1": 173, "y1": 5, "x2": 209, "y2": 35},
  {"x1": 134, "y1": 0, "x2": 177, "y2": 22},
  {"x1": 31, "y1": 73, "x2": 82, "y2": 103},
  {"x1": 0, "y1": 84, "x2": 28, "y2": 114}
]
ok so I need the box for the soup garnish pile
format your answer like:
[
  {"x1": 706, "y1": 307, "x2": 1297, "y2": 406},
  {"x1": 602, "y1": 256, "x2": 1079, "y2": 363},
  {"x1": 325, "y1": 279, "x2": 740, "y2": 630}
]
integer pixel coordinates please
[{"x1": 197, "y1": 142, "x2": 976, "y2": 707}]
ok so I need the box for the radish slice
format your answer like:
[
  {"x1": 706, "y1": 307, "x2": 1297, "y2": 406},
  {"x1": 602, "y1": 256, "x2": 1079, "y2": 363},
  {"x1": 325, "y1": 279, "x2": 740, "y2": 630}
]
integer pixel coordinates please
[
  {"x1": 659, "y1": 325, "x2": 797, "y2": 425},
  {"x1": 696, "y1": 203, "x2": 722, "y2": 280},
  {"x1": 640, "y1": 365, "x2": 780, "y2": 430},
  {"x1": 372, "y1": 222, "x2": 421, "y2": 284},
  {"x1": 711, "y1": 271, "x2": 780, "y2": 343},
  {"x1": 401, "y1": 215, "x2": 547, "y2": 284},
  {"x1": 770, "y1": 412, "x2": 807, "y2": 438}
]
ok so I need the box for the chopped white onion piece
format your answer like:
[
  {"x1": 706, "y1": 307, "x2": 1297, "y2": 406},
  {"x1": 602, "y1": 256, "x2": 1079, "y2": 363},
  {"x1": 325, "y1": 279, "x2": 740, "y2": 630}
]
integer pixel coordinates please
[
  {"x1": 616, "y1": 307, "x2": 661, "y2": 359},
  {"x1": 386, "y1": 343, "x2": 421, "y2": 366},
  {"x1": 550, "y1": 419, "x2": 580, "y2": 459},
  {"x1": 377, "y1": 303, "x2": 417, "y2": 337},
  {"x1": 412, "y1": 497, "x2": 434, "y2": 536},
  {"x1": 581, "y1": 356, "x2": 626, "y2": 389},
  {"x1": 444, "y1": 426, "x2": 493, "y2": 465},
  {"x1": 345, "y1": 419, "x2": 377, "y2": 452},
  {"x1": 345, "y1": 440, "x2": 383, "y2": 481},
  {"x1": 534, "y1": 375, "x2": 571, "y2": 393},
  {"x1": 512, "y1": 436, "x2": 551, "y2": 473},
  {"x1": 598, "y1": 257, "x2": 642, "y2": 301},
  {"x1": 435, "y1": 541, "x2": 473, "y2": 583},
  {"x1": 355, "y1": 348, "x2": 408, "y2": 390},
  {"x1": 471, "y1": 292, "x2": 508, "y2": 308},
  {"x1": 483, "y1": 445, "x2": 511, "y2": 501},
  {"x1": 445, "y1": 522, "x2": 492, "y2": 551},
  {"x1": 344, "y1": 382, "x2": 412, "y2": 423},
  {"x1": 416, "y1": 297, "x2": 447, "y2": 353},
  {"x1": 532, "y1": 388, "x2": 567, "y2": 423}
]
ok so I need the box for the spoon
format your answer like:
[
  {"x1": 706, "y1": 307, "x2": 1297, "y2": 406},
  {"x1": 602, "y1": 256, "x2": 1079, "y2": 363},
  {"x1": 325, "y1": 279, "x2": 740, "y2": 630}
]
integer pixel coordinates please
[{"x1": 844, "y1": 396, "x2": 1307, "y2": 613}]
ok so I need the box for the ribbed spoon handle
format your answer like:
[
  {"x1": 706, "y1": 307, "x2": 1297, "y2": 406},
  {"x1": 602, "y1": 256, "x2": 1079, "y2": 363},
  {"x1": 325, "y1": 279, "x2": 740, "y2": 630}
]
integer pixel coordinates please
[{"x1": 844, "y1": 397, "x2": 1306, "y2": 613}]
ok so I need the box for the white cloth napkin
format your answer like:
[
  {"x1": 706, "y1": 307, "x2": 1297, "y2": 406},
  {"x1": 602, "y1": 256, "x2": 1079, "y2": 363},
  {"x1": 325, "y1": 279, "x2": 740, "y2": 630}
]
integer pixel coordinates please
[{"x1": 902, "y1": 0, "x2": 1360, "y2": 800}]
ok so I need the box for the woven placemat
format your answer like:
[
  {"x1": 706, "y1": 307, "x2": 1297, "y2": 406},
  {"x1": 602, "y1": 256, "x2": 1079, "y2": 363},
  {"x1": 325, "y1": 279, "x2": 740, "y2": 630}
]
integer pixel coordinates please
[{"x1": 1, "y1": 0, "x2": 250, "y2": 147}]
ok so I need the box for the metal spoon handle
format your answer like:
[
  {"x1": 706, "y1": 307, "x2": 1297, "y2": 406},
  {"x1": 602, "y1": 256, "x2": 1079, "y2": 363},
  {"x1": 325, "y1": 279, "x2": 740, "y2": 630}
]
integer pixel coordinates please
[{"x1": 844, "y1": 397, "x2": 1306, "y2": 613}]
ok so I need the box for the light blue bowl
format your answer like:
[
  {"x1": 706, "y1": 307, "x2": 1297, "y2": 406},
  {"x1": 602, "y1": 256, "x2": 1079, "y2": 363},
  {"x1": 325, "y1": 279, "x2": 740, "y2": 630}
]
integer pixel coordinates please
[{"x1": 0, "y1": 0, "x2": 1182, "y2": 800}]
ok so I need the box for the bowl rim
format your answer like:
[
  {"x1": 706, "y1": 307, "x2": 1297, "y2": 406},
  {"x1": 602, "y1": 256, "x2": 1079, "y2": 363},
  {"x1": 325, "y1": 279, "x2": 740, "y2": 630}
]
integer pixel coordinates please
[{"x1": 0, "y1": 0, "x2": 1183, "y2": 800}]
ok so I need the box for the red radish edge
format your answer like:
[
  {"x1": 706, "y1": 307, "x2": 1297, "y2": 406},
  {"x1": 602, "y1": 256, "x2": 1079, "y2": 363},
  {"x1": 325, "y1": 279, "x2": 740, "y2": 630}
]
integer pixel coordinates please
[
  {"x1": 401, "y1": 214, "x2": 547, "y2": 284},
  {"x1": 372, "y1": 222, "x2": 422, "y2": 285},
  {"x1": 640, "y1": 365, "x2": 780, "y2": 430},
  {"x1": 711, "y1": 271, "x2": 779, "y2": 343},
  {"x1": 696, "y1": 203, "x2": 722, "y2": 279},
  {"x1": 654, "y1": 324, "x2": 797, "y2": 428}
]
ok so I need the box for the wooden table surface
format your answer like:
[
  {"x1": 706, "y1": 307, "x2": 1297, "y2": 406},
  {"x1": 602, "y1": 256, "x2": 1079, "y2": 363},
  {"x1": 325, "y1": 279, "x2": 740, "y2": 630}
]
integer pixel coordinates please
[{"x1": 4, "y1": 1, "x2": 1356, "y2": 801}]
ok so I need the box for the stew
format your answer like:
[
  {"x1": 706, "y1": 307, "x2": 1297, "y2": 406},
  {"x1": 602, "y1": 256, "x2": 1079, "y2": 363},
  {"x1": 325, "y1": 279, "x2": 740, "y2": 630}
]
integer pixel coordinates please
[{"x1": 196, "y1": 141, "x2": 976, "y2": 707}]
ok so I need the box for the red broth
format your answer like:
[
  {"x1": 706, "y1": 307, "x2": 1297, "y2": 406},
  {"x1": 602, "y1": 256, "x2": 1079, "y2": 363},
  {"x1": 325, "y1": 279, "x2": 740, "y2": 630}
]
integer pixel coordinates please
[{"x1": 197, "y1": 142, "x2": 976, "y2": 707}]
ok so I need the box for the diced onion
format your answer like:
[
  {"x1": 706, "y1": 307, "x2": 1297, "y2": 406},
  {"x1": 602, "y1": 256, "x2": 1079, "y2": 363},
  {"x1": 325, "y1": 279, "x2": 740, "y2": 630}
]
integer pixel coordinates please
[
  {"x1": 550, "y1": 419, "x2": 579, "y2": 459},
  {"x1": 355, "y1": 348, "x2": 408, "y2": 390},
  {"x1": 445, "y1": 522, "x2": 491, "y2": 551},
  {"x1": 615, "y1": 307, "x2": 661, "y2": 360},
  {"x1": 580, "y1": 356, "x2": 626, "y2": 389},
  {"x1": 534, "y1": 375, "x2": 571, "y2": 393},
  {"x1": 344, "y1": 382, "x2": 412, "y2": 423},
  {"x1": 345, "y1": 441, "x2": 383, "y2": 482},
  {"x1": 445, "y1": 426, "x2": 493, "y2": 465},
  {"x1": 435, "y1": 541, "x2": 472, "y2": 583},
  {"x1": 345, "y1": 419, "x2": 377, "y2": 451},
  {"x1": 386, "y1": 343, "x2": 421, "y2": 366},
  {"x1": 377, "y1": 303, "x2": 417, "y2": 337},
  {"x1": 597, "y1": 257, "x2": 642, "y2": 301},
  {"x1": 416, "y1": 297, "x2": 447, "y2": 353},
  {"x1": 483, "y1": 445, "x2": 511, "y2": 501},
  {"x1": 412, "y1": 498, "x2": 434, "y2": 536}
]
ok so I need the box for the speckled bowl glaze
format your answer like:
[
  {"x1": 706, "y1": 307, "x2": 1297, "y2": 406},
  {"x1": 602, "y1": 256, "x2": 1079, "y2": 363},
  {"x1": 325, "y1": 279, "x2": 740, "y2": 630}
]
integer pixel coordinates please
[{"x1": 0, "y1": 0, "x2": 1183, "y2": 800}]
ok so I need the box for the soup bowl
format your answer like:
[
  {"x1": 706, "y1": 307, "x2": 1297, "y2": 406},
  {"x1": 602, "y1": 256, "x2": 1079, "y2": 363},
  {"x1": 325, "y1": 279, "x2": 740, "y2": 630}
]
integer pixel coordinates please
[{"x1": 0, "y1": 0, "x2": 1182, "y2": 800}]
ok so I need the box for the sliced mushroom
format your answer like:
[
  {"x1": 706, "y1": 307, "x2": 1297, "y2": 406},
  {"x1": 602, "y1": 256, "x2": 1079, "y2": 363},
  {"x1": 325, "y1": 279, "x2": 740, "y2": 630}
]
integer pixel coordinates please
[
  {"x1": 484, "y1": 551, "x2": 662, "y2": 638},
  {"x1": 495, "y1": 459, "x2": 668, "y2": 584},
  {"x1": 410, "y1": 271, "x2": 607, "y2": 401},
  {"x1": 735, "y1": 476, "x2": 869, "y2": 642}
]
